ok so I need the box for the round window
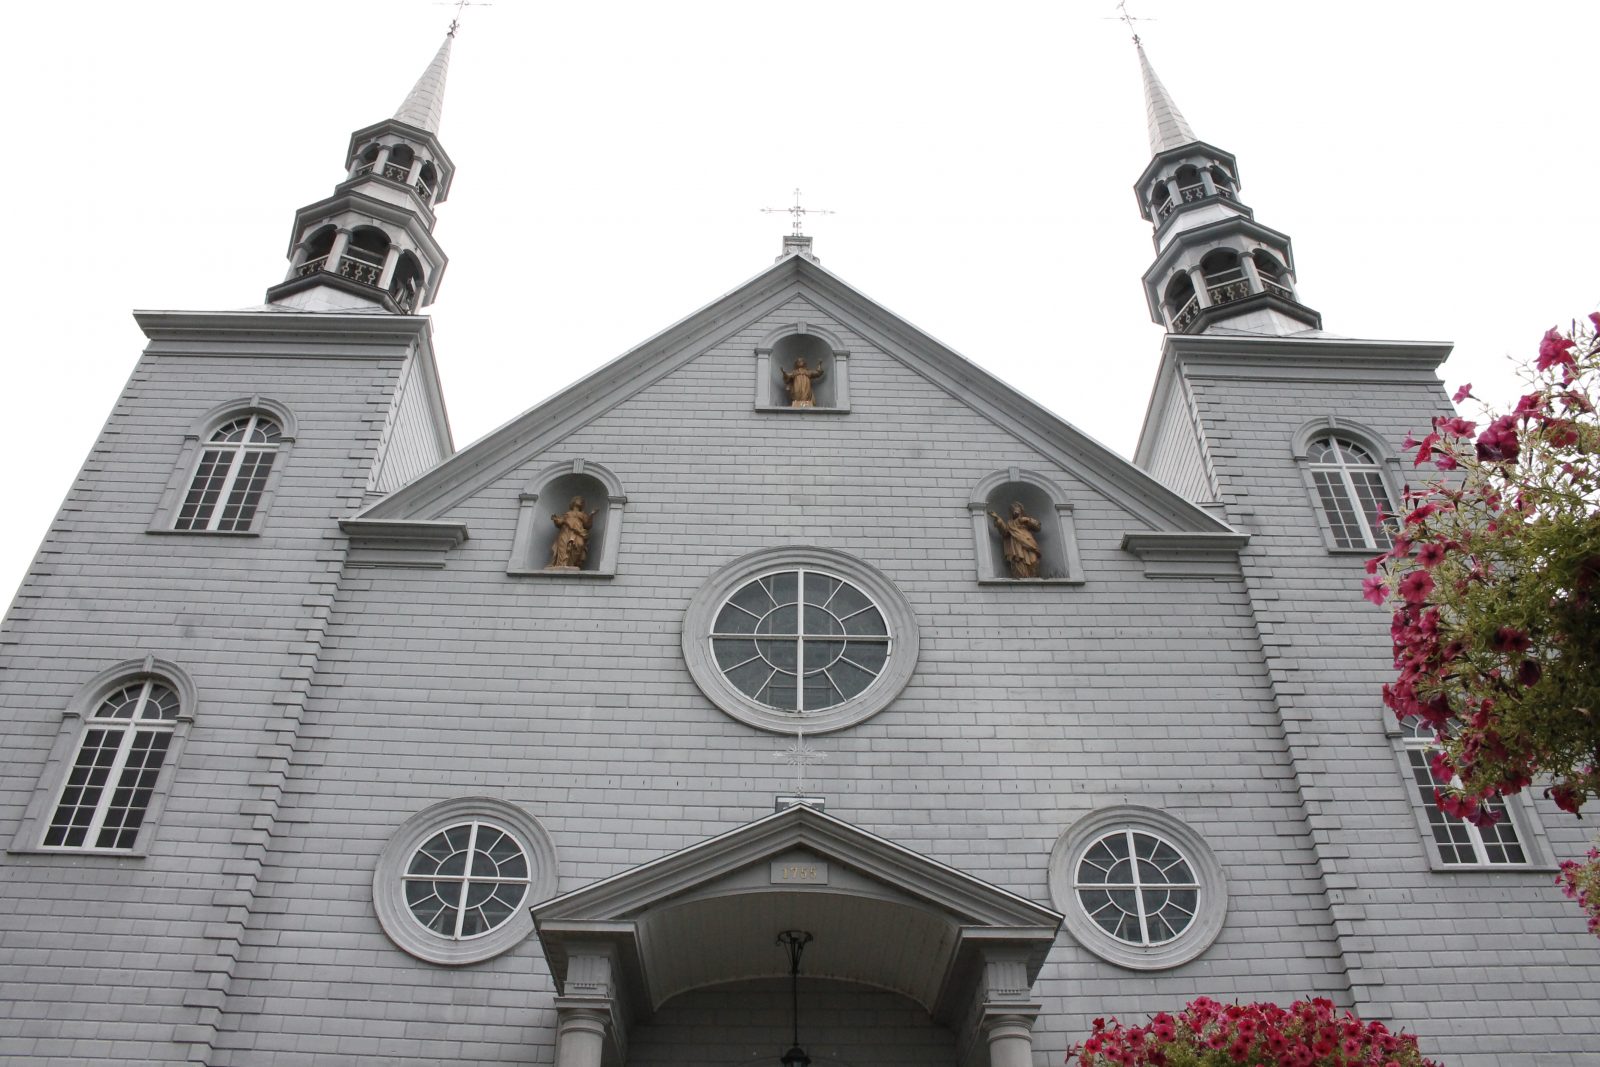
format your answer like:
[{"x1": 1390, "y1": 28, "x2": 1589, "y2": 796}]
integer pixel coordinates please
[
  {"x1": 683, "y1": 547, "x2": 920, "y2": 734},
  {"x1": 1049, "y1": 806, "x2": 1227, "y2": 970},
  {"x1": 711, "y1": 569, "x2": 889, "y2": 713},
  {"x1": 374, "y1": 798, "x2": 557, "y2": 966},
  {"x1": 403, "y1": 821, "x2": 531, "y2": 940},
  {"x1": 1074, "y1": 829, "x2": 1198, "y2": 946}
]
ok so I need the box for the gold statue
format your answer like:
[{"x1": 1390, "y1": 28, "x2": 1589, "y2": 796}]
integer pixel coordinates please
[
  {"x1": 989, "y1": 501, "x2": 1043, "y2": 578},
  {"x1": 781, "y1": 356, "x2": 825, "y2": 407},
  {"x1": 548, "y1": 496, "x2": 597, "y2": 569}
]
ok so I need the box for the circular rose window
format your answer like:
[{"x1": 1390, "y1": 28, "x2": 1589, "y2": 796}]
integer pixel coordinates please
[
  {"x1": 1074, "y1": 829, "x2": 1199, "y2": 946},
  {"x1": 683, "y1": 547, "x2": 920, "y2": 734},
  {"x1": 404, "y1": 821, "x2": 531, "y2": 940},
  {"x1": 712, "y1": 569, "x2": 890, "y2": 713}
]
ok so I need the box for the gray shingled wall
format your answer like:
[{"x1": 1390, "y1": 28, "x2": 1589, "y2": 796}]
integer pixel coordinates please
[
  {"x1": 0, "y1": 326, "x2": 429, "y2": 1064},
  {"x1": 206, "y1": 296, "x2": 1346, "y2": 1064},
  {"x1": 1174, "y1": 350, "x2": 1600, "y2": 1065}
]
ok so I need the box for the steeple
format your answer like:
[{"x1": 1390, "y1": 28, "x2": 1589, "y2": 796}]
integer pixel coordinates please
[
  {"x1": 264, "y1": 31, "x2": 457, "y2": 314},
  {"x1": 1137, "y1": 41, "x2": 1195, "y2": 155},
  {"x1": 1131, "y1": 43, "x2": 1319, "y2": 336}
]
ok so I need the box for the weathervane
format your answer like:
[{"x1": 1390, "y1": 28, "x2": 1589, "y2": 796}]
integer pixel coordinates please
[
  {"x1": 437, "y1": 0, "x2": 493, "y2": 36},
  {"x1": 774, "y1": 728, "x2": 826, "y2": 795},
  {"x1": 1110, "y1": 1, "x2": 1155, "y2": 44},
  {"x1": 762, "y1": 189, "x2": 835, "y2": 237}
]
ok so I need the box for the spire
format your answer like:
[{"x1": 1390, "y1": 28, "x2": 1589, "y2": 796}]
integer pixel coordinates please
[
  {"x1": 1137, "y1": 41, "x2": 1196, "y2": 155},
  {"x1": 264, "y1": 31, "x2": 457, "y2": 315},
  {"x1": 1130, "y1": 41, "x2": 1320, "y2": 336},
  {"x1": 394, "y1": 32, "x2": 453, "y2": 135}
]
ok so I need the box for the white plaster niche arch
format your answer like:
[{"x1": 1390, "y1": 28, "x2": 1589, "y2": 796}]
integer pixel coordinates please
[
  {"x1": 755, "y1": 321, "x2": 851, "y2": 413},
  {"x1": 508, "y1": 459, "x2": 627, "y2": 578},
  {"x1": 968, "y1": 468, "x2": 1085, "y2": 584}
]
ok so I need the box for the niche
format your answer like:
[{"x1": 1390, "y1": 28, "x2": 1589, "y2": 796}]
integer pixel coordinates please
[
  {"x1": 754, "y1": 323, "x2": 851, "y2": 413},
  {"x1": 508, "y1": 460, "x2": 626, "y2": 578},
  {"x1": 967, "y1": 469, "x2": 1083, "y2": 584}
]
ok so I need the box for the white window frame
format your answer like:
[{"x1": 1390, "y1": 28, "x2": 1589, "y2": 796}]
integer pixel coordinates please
[
  {"x1": 1386, "y1": 714, "x2": 1552, "y2": 871},
  {"x1": 149, "y1": 398, "x2": 297, "y2": 537},
  {"x1": 373, "y1": 797, "x2": 558, "y2": 966},
  {"x1": 682, "y1": 547, "x2": 920, "y2": 734},
  {"x1": 1048, "y1": 805, "x2": 1228, "y2": 971},
  {"x1": 1290, "y1": 418, "x2": 1402, "y2": 553},
  {"x1": 8, "y1": 658, "x2": 198, "y2": 858}
]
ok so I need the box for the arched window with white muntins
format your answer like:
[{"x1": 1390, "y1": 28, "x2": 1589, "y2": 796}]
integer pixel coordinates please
[
  {"x1": 44, "y1": 678, "x2": 182, "y2": 851},
  {"x1": 1305, "y1": 434, "x2": 1393, "y2": 549},
  {"x1": 176, "y1": 414, "x2": 282, "y2": 532},
  {"x1": 1396, "y1": 716, "x2": 1530, "y2": 867}
]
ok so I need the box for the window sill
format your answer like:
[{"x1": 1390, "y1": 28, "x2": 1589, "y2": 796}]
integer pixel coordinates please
[
  {"x1": 754, "y1": 405, "x2": 851, "y2": 415},
  {"x1": 146, "y1": 527, "x2": 261, "y2": 537},
  {"x1": 506, "y1": 567, "x2": 615, "y2": 579},
  {"x1": 977, "y1": 577, "x2": 1085, "y2": 586},
  {"x1": 7, "y1": 843, "x2": 148, "y2": 858},
  {"x1": 1425, "y1": 860, "x2": 1559, "y2": 874}
]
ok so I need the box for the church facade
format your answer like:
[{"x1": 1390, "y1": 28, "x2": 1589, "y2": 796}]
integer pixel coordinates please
[{"x1": 1, "y1": 29, "x2": 1597, "y2": 1067}]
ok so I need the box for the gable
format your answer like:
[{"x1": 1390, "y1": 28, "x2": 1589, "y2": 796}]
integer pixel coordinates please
[{"x1": 353, "y1": 256, "x2": 1235, "y2": 543}]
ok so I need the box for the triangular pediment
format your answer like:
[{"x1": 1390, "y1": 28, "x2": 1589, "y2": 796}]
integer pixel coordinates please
[
  {"x1": 352, "y1": 255, "x2": 1236, "y2": 543},
  {"x1": 533, "y1": 805, "x2": 1060, "y2": 1018}
]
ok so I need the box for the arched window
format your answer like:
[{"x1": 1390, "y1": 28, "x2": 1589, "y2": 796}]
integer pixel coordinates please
[
  {"x1": 295, "y1": 224, "x2": 337, "y2": 277},
  {"x1": 416, "y1": 160, "x2": 439, "y2": 202},
  {"x1": 1174, "y1": 164, "x2": 1204, "y2": 204},
  {"x1": 1390, "y1": 716, "x2": 1544, "y2": 869},
  {"x1": 353, "y1": 142, "x2": 381, "y2": 177},
  {"x1": 384, "y1": 143, "x2": 415, "y2": 184},
  {"x1": 341, "y1": 227, "x2": 389, "y2": 286},
  {"x1": 1253, "y1": 250, "x2": 1292, "y2": 299},
  {"x1": 175, "y1": 413, "x2": 283, "y2": 532},
  {"x1": 10, "y1": 659, "x2": 199, "y2": 856},
  {"x1": 1200, "y1": 249, "x2": 1248, "y2": 306},
  {"x1": 1164, "y1": 271, "x2": 1199, "y2": 331},
  {"x1": 1304, "y1": 434, "x2": 1392, "y2": 550},
  {"x1": 44, "y1": 679, "x2": 180, "y2": 850},
  {"x1": 390, "y1": 251, "x2": 424, "y2": 313}
]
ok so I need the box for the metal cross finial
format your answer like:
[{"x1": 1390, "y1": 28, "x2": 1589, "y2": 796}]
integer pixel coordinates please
[
  {"x1": 1110, "y1": 1, "x2": 1154, "y2": 44},
  {"x1": 774, "y1": 728, "x2": 826, "y2": 794},
  {"x1": 438, "y1": 0, "x2": 493, "y2": 36},
  {"x1": 762, "y1": 188, "x2": 835, "y2": 237}
]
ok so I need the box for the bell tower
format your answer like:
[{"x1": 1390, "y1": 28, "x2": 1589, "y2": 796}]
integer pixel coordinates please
[
  {"x1": 1133, "y1": 42, "x2": 1319, "y2": 336},
  {"x1": 264, "y1": 31, "x2": 456, "y2": 314}
]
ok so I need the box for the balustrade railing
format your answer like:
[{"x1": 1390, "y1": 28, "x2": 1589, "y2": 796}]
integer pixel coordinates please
[
  {"x1": 1206, "y1": 278, "x2": 1251, "y2": 305},
  {"x1": 1172, "y1": 295, "x2": 1201, "y2": 331},
  {"x1": 415, "y1": 178, "x2": 435, "y2": 202},
  {"x1": 1261, "y1": 278, "x2": 1292, "y2": 300},
  {"x1": 353, "y1": 163, "x2": 375, "y2": 178},
  {"x1": 296, "y1": 256, "x2": 328, "y2": 278},
  {"x1": 338, "y1": 255, "x2": 383, "y2": 286},
  {"x1": 382, "y1": 163, "x2": 410, "y2": 183},
  {"x1": 1179, "y1": 182, "x2": 1207, "y2": 203}
]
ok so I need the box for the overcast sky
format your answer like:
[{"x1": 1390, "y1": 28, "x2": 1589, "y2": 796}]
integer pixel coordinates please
[{"x1": 2, "y1": 1, "x2": 1596, "y2": 604}]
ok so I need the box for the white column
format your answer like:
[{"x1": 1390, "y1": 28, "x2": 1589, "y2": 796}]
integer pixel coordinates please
[
  {"x1": 554, "y1": 1005, "x2": 609, "y2": 1067},
  {"x1": 324, "y1": 229, "x2": 351, "y2": 274},
  {"x1": 378, "y1": 245, "x2": 403, "y2": 290},
  {"x1": 1239, "y1": 251, "x2": 1265, "y2": 294},
  {"x1": 984, "y1": 1013, "x2": 1037, "y2": 1067},
  {"x1": 1188, "y1": 265, "x2": 1212, "y2": 307},
  {"x1": 1199, "y1": 168, "x2": 1218, "y2": 196}
]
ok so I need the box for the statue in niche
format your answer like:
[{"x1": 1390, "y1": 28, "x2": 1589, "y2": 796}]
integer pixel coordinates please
[
  {"x1": 548, "y1": 497, "x2": 597, "y2": 569},
  {"x1": 989, "y1": 501, "x2": 1043, "y2": 579},
  {"x1": 781, "y1": 356, "x2": 825, "y2": 407}
]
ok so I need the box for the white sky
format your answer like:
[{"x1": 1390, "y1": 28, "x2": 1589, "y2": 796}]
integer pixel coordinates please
[{"x1": 3, "y1": 1, "x2": 1596, "y2": 604}]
